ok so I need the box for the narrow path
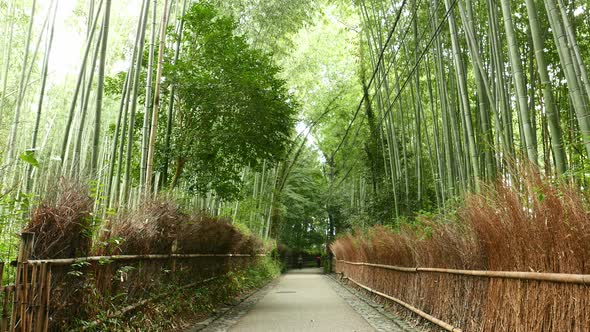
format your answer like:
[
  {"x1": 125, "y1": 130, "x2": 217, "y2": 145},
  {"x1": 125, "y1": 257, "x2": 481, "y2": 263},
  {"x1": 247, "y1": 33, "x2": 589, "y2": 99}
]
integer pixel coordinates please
[{"x1": 196, "y1": 268, "x2": 416, "y2": 332}]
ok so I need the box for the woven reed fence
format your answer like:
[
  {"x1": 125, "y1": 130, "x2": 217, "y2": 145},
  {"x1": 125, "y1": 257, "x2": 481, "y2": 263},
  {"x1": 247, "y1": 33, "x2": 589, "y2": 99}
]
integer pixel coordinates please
[
  {"x1": 0, "y1": 233, "x2": 265, "y2": 332},
  {"x1": 335, "y1": 259, "x2": 590, "y2": 331},
  {"x1": 0, "y1": 262, "x2": 14, "y2": 332}
]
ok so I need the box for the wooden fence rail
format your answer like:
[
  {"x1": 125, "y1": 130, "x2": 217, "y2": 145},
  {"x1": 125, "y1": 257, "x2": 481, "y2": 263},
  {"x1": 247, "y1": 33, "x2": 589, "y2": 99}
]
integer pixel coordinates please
[
  {"x1": 335, "y1": 258, "x2": 590, "y2": 331},
  {"x1": 342, "y1": 275, "x2": 462, "y2": 332},
  {"x1": 0, "y1": 232, "x2": 266, "y2": 332},
  {"x1": 336, "y1": 259, "x2": 590, "y2": 284},
  {"x1": 27, "y1": 253, "x2": 266, "y2": 266}
]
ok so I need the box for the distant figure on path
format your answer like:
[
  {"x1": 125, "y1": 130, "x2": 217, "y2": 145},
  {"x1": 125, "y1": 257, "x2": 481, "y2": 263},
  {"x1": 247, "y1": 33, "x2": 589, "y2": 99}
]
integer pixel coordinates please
[
  {"x1": 315, "y1": 255, "x2": 321, "y2": 267},
  {"x1": 297, "y1": 254, "x2": 303, "y2": 269}
]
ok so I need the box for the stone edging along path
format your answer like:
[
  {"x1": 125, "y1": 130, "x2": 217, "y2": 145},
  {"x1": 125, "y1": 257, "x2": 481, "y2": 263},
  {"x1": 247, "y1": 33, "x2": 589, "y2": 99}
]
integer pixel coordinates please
[{"x1": 325, "y1": 275, "x2": 421, "y2": 332}]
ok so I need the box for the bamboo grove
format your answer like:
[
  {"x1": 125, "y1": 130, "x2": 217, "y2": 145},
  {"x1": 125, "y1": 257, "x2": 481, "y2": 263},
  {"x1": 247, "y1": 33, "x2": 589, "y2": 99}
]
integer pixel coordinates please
[
  {"x1": 325, "y1": 0, "x2": 590, "y2": 227},
  {"x1": 1, "y1": 0, "x2": 590, "y2": 258},
  {"x1": 0, "y1": 0, "x2": 304, "y2": 260}
]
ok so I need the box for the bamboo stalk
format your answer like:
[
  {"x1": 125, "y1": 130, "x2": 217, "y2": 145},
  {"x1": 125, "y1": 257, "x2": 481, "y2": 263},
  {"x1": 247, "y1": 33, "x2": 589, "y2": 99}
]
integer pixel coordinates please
[
  {"x1": 33, "y1": 264, "x2": 46, "y2": 332},
  {"x1": 342, "y1": 260, "x2": 417, "y2": 272},
  {"x1": 1, "y1": 287, "x2": 13, "y2": 332},
  {"x1": 6, "y1": 0, "x2": 37, "y2": 163},
  {"x1": 171, "y1": 240, "x2": 177, "y2": 273},
  {"x1": 0, "y1": 262, "x2": 5, "y2": 332},
  {"x1": 59, "y1": 0, "x2": 104, "y2": 166},
  {"x1": 0, "y1": 1, "x2": 15, "y2": 127},
  {"x1": 28, "y1": 253, "x2": 266, "y2": 266},
  {"x1": 345, "y1": 275, "x2": 462, "y2": 332},
  {"x1": 42, "y1": 268, "x2": 50, "y2": 332},
  {"x1": 19, "y1": 263, "x2": 28, "y2": 332},
  {"x1": 25, "y1": 265, "x2": 37, "y2": 332},
  {"x1": 140, "y1": 0, "x2": 158, "y2": 189},
  {"x1": 418, "y1": 267, "x2": 590, "y2": 284},
  {"x1": 111, "y1": 0, "x2": 147, "y2": 207},
  {"x1": 123, "y1": 0, "x2": 151, "y2": 203},
  {"x1": 10, "y1": 233, "x2": 34, "y2": 332},
  {"x1": 162, "y1": 0, "x2": 188, "y2": 187},
  {"x1": 145, "y1": 0, "x2": 170, "y2": 193},
  {"x1": 337, "y1": 260, "x2": 590, "y2": 284},
  {"x1": 91, "y1": 0, "x2": 112, "y2": 174}
]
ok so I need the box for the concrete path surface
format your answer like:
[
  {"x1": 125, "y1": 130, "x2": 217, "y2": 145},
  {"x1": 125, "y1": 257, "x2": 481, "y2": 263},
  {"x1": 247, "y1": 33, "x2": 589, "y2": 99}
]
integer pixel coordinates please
[{"x1": 196, "y1": 268, "x2": 416, "y2": 332}]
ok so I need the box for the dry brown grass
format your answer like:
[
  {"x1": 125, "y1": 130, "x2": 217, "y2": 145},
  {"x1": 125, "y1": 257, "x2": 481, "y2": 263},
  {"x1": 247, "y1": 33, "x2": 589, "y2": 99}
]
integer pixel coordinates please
[
  {"x1": 101, "y1": 200, "x2": 263, "y2": 256},
  {"x1": 177, "y1": 216, "x2": 262, "y2": 255},
  {"x1": 103, "y1": 199, "x2": 184, "y2": 255},
  {"x1": 21, "y1": 185, "x2": 265, "y2": 330},
  {"x1": 24, "y1": 179, "x2": 93, "y2": 259},
  {"x1": 331, "y1": 167, "x2": 590, "y2": 331}
]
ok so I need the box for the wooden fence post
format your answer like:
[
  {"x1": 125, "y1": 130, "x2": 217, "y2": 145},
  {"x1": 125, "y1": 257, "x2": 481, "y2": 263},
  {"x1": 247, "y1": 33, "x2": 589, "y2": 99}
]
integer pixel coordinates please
[
  {"x1": 26, "y1": 264, "x2": 35, "y2": 330},
  {"x1": 0, "y1": 261, "x2": 6, "y2": 332},
  {"x1": 42, "y1": 265, "x2": 51, "y2": 332},
  {"x1": 9, "y1": 232, "x2": 34, "y2": 332},
  {"x1": 171, "y1": 239, "x2": 178, "y2": 273},
  {"x1": 34, "y1": 263, "x2": 47, "y2": 332}
]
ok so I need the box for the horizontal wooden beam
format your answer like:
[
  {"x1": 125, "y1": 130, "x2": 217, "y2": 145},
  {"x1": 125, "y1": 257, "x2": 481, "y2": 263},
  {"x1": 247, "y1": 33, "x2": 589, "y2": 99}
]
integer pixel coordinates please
[
  {"x1": 336, "y1": 259, "x2": 590, "y2": 284},
  {"x1": 26, "y1": 253, "x2": 266, "y2": 266}
]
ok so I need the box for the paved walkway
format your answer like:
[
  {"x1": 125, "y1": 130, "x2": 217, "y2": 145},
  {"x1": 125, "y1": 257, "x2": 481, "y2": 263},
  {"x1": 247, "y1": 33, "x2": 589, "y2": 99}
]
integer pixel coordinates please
[{"x1": 196, "y1": 268, "x2": 416, "y2": 332}]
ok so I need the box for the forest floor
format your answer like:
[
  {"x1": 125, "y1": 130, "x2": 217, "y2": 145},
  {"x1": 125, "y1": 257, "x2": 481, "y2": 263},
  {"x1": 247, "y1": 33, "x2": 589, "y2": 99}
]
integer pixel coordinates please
[{"x1": 191, "y1": 268, "x2": 418, "y2": 332}]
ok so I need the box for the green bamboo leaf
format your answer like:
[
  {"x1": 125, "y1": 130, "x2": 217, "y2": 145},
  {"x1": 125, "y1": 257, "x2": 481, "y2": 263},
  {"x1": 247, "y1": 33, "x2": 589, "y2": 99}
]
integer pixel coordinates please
[{"x1": 19, "y1": 151, "x2": 39, "y2": 168}]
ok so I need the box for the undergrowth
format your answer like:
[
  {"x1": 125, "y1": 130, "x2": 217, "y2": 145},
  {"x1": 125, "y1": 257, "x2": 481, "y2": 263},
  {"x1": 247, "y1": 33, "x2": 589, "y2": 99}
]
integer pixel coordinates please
[
  {"x1": 9, "y1": 180, "x2": 275, "y2": 330},
  {"x1": 80, "y1": 256, "x2": 280, "y2": 331}
]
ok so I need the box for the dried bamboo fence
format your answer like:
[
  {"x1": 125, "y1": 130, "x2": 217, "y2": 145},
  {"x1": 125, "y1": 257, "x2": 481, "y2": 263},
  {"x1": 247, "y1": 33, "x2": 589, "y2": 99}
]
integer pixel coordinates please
[
  {"x1": 0, "y1": 262, "x2": 15, "y2": 332},
  {"x1": 0, "y1": 233, "x2": 266, "y2": 332},
  {"x1": 335, "y1": 259, "x2": 590, "y2": 331}
]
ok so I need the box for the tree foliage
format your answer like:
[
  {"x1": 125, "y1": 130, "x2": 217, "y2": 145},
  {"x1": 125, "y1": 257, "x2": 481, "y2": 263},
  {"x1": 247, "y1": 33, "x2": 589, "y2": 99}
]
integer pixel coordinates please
[
  {"x1": 211, "y1": 0, "x2": 318, "y2": 53},
  {"x1": 276, "y1": 144, "x2": 326, "y2": 251},
  {"x1": 168, "y1": 3, "x2": 296, "y2": 199}
]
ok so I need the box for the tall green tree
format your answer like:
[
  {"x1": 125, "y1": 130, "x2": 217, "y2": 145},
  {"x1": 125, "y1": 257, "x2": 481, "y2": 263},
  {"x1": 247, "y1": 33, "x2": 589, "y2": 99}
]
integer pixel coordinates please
[{"x1": 165, "y1": 3, "x2": 297, "y2": 198}]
